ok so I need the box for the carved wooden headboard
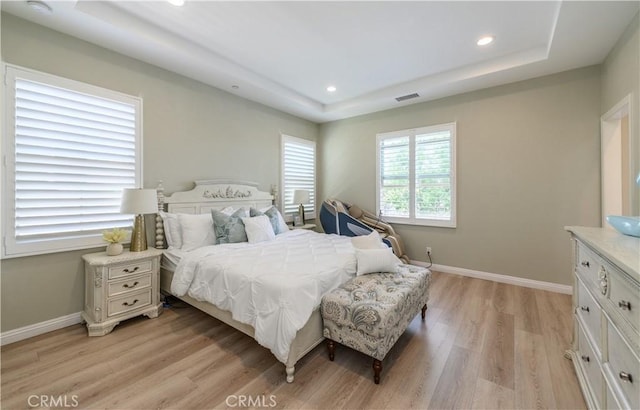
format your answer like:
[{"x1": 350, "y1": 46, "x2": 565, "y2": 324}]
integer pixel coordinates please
[{"x1": 154, "y1": 179, "x2": 274, "y2": 248}]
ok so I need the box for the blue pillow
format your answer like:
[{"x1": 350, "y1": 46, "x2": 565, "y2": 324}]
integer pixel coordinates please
[
  {"x1": 211, "y1": 208, "x2": 247, "y2": 244},
  {"x1": 250, "y1": 207, "x2": 287, "y2": 234}
]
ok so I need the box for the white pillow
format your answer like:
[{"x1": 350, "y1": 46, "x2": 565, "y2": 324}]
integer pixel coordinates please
[
  {"x1": 260, "y1": 206, "x2": 289, "y2": 234},
  {"x1": 159, "y1": 211, "x2": 181, "y2": 249},
  {"x1": 355, "y1": 248, "x2": 401, "y2": 276},
  {"x1": 242, "y1": 215, "x2": 276, "y2": 243},
  {"x1": 178, "y1": 213, "x2": 216, "y2": 251},
  {"x1": 351, "y1": 230, "x2": 387, "y2": 250}
]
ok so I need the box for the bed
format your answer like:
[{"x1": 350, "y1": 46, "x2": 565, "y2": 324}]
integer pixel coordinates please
[{"x1": 155, "y1": 179, "x2": 356, "y2": 383}]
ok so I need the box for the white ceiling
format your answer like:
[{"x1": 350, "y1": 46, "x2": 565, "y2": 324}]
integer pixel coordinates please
[{"x1": 2, "y1": 1, "x2": 638, "y2": 123}]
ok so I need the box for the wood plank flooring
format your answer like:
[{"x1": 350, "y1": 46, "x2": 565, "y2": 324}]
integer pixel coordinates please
[{"x1": 1, "y1": 271, "x2": 586, "y2": 409}]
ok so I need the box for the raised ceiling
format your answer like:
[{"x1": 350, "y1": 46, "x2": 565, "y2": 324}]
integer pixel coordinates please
[{"x1": 2, "y1": 1, "x2": 638, "y2": 122}]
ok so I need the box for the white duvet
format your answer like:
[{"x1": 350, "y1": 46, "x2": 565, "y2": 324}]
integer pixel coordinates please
[{"x1": 171, "y1": 229, "x2": 356, "y2": 363}]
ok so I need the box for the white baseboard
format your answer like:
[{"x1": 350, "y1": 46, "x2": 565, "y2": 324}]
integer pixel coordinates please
[
  {"x1": 0, "y1": 312, "x2": 83, "y2": 346},
  {"x1": 410, "y1": 261, "x2": 573, "y2": 295}
]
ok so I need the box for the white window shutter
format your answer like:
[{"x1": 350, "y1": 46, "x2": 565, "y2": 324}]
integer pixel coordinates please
[
  {"x1": 281, "y1": 135, "x2": 316, "y2": 219},
  {"x1": 4, "y1": 65, "x2": 142, "y2": 257}
]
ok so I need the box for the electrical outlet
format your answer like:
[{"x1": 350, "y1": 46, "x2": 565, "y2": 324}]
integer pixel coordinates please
[{"x1": 426, "y1": 246, "x2": 432, "y2": 255}]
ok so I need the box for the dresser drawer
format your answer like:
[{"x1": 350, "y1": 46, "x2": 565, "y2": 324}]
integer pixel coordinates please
[
  {"x1": 108, "y1": 260, "x2": 153, "y2": 280},
  {"x1": 107, "y1": 289, "x2": 151, "y2": 317},
  {"x1": 608, "y1": 269, "x2": 640, "y2": 334},
  {"x1": 577, "y1": 324, "x2": 604, "y2": 407},
  {"x1": 108, "y1": 274, "x2": 152, "y2": 297},
  {"x1": 607, "y1": 324, "x2": 640, "y2": 410},
  {"x1": 577, "y1": 277, "x2": 602, "y2": 356},
  {"x1": 577, "y1": 243, "x2": 601, "y2": 286}
]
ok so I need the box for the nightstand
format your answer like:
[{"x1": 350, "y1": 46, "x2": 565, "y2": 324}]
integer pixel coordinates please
[
  {"x1": 82, "y1": 248, "x2": 163, "y2": 336},
  {"x1": 292, "y1": 223, "x2": 317, "y2": 231}
]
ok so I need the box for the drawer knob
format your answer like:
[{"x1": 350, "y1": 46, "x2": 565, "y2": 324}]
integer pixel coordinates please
[
  {"x1": 123, "y1": 267, "x2": 139, "y2": 273},
  {"x1": 580, "y1": 306, "x2": 590, "y2": 313},
  {"x1": 618, "y1": 300, "x2": 631, "y2": 311},
  {"x1": 581, "y1": 354, "x2": 590, "y2": 363},
  {"x1": 122, "y1": 299, "x2": 139, "y2": 307},
  {"x1": 123, "y1": 281, "x2": 139, "y2": 289},
  {"x1": 580, "y1": 261, "x2": 590, "y2": 268},
  {"x1": 619, "y1": 371, "x2": 633, "y2": 383}
]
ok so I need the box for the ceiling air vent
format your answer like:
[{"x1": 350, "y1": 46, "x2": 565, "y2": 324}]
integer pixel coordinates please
[{"x1": 395, "y1": 93, "x2": 419, "y2": 102}]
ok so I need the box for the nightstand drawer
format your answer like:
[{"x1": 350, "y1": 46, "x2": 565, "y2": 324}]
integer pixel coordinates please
[
  {"x1": 607, "y1": 324, "x2": 640, "y2": 410},
  {"x1": 107, "y1": 289, "x2": 151, "y2": 317},
  {"x1": 608, "y1": 269, "x2": 640, "y2": 333},
  {"x1": 108, "y1": 274, "x2": 152, "y2": 297},
  {"x1": 577, "y1": 277, "x2": 602, "y2": 355},
  {"x1": 577, "y1": 323, "x2": 603, "y2": 407},
  {"x1": 108, "y1": 260, "x2": 153, "y2": 280}
]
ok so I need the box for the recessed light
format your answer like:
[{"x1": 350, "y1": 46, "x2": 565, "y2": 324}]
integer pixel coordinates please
[
  {"x1": 231, "y1": 85, "x2": 239, "y2": 90},
  {"x1": 27, "y1": 0, "x2": 52, "y2": 14},
  {"x1": 477, "y1": 36, "x2": 494, "y2": 46},
  {"x1": 167, "y1": 0, "x2": 185, "y2": 6},
  {"x1": 326, "y1": 86, "x2": 337, "y2": 93}
]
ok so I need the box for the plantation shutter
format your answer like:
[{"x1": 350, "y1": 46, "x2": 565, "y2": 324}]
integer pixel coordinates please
[
  {"x1": 281, "y1": 135, "x2": 316, "y2": 217},
  {"x1": 379, "y1": 135, "x2": 410, "y2": 218},
  {"x1": 4, "y1": 65, "x2": 142, "y2": 257},
  {"x1": 415, "y1": 131, "x2": 452, "y2": 220}
]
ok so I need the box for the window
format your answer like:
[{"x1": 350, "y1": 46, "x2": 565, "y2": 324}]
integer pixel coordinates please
[
  {"x1": 281, "y1": 134, "x2": 316, "y2": 222},
  {"x1": 2, "y1": 65, "x2": 142, "y2": 258},
  {"x1": 376, "y1": 123, "x2": 456, "y2": 227}
]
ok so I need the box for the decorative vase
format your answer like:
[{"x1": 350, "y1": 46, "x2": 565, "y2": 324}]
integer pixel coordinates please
[{"x1": 106, "y1": 242, "x2": 123, "y2": 256}]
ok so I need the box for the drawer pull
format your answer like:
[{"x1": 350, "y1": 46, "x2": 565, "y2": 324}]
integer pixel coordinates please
[
  {"x1": 122, "y1": 299, "x2": 139, "y2": 307},
  {"x1": 581, "y1": 354, "x2": 590, "y2": 363},
  {"x1": 619, "y1": 371, "x2": 633, "y2": 383},
  {"x1": 123, "y1": 281, "x2": 139, "y2": 289},
  {"x1": 580, "y1": 306, "x2": 590, "y2": 313},
  {"x1": 618, "y1": 300, "x2": 631, "y2": 311},
  {"x1": 122, "y1": 267, "x2": 139, "y2": 273},
  {"x1": 580, "y1": 261, "x2": 590, "y2": 268}
]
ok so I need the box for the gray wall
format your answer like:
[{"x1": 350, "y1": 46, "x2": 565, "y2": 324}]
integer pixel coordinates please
[
  {"x1": 319, "y1": 66, "x2": 602, "y2": 286},
  {"x1": 0, "y1": 14, "x2": 318, "y2": 332},
  {"x1": 601, "y1": 13, "x2": 639, "y2": 215}
]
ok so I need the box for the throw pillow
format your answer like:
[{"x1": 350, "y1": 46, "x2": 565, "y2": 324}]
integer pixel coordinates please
[
  {"x1": 242, "y1": 215, "x2": 276, "y2": 243},
  {"x1": 211, "y1": 208, "x2": 248, "y2": 244}
]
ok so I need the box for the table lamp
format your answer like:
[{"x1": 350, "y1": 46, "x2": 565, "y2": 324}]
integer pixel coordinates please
[
  {"x1": 292, "y1": 189, "x2": 310, "y2": 225},
  {"x1": 120, "y1": 188, "x2": 158, "y2": 252}
]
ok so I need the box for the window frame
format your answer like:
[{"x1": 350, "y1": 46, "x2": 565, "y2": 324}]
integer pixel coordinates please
[
  {"x1": 2, "y1": 64, "x2": 143, "y2": 258},
  {"x1": 280, "y1": 134, "x2": 316, "y2": 223},
  {"x1": 376, "y1": 122, "x2": 457, "y2": 228}
]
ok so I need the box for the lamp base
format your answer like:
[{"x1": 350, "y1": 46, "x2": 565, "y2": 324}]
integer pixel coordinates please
[
  {"x1": 130, "y1": 214, "x2": 148, "y2": 252},
  {"x1": 298, "y1": 204, "x2": 306, "y2": 226}
]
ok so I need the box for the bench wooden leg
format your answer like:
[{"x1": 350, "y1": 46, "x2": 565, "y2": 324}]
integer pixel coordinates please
[
  {"x1": 373, "y1": 359, "x2": 382, "y2": 384},
  {"x1": 421, "y1": 304, "x2": 427, "y2": 320},
  {"x1": 327, "y1": 339, "x2": 335, "y2": 361}
]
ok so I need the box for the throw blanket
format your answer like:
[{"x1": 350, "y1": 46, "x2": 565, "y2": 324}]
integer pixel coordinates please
[{"x1": 171, "y1": 230, "x2": 356, "y2": 362}]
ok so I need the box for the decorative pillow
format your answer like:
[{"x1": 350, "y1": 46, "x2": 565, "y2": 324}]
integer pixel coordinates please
[
  {"x1": 355, "y1": 248, "x2": 400, "y2": 276},
  {"x1": 159, "y1": 211, "x2": 181, "y2": 249},
  {"x1": 242, "y1": 215, "x2": 276, "y2": 243},
  {"x1": 351, "y1": 230, "x2": 387, "y2": 250},
  {"x1": 211, "y1": 208, "x2": 248, "y2": 244},
  {"x1": 178, "y1": 213, "x2": 216, "y2": 251},
  {"x1": 251, "y1": 206, "x2": 289, "y2": 235}
]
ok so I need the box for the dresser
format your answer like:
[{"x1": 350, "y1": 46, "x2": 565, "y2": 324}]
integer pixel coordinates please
[
  {"x1": 565, "y1": 227, "x2": 639, "y2": 409},
  {"x1": 82, "y1": 248, "x2": 163, "y2": 336}
]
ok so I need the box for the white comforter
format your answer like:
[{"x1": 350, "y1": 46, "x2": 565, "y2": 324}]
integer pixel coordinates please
[{"x1": 171, "y1": 229, "x2": 356, "y2": 363}]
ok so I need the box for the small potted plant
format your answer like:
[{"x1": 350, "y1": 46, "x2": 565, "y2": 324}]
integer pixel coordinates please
[{"x1": 103, "y1": 228, "x2": 128, "y2": 256}]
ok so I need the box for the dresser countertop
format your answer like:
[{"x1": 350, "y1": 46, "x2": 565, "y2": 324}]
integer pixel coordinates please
[{"x1": 565, "y1": 226, "x2": 640, "y2": 282}]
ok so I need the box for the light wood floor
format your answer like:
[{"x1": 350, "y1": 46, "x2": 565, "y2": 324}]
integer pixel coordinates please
[{"x1": 1, "y1": 271, "x2": 586, "y2": 410}]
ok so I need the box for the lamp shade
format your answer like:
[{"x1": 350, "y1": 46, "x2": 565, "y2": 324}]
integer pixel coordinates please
[
  {"x1": 120, "y1": 188, "x2": 158, "y2": 215},
  {"x1": 292, "y1": 189, "x2": 310, "y2": 205}
]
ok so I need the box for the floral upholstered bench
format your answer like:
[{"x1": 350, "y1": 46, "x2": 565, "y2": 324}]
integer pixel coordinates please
[{"x1": 320, "y1": 264, "x2": 431, "y2": 384}]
